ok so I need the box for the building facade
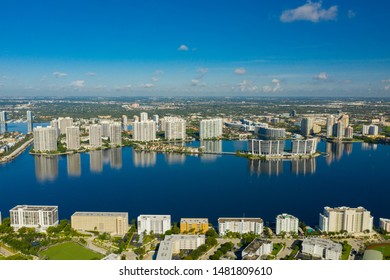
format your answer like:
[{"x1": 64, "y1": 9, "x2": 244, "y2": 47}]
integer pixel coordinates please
[
  {"x1": 137, "y1": 215, "x2": 171, "y2": 235},
  {"x1": 109, "y1": 122, "x2": 122, "y2": 145},
  {"x1": 164, "y1": 117, "x2": 186, "y2": 140},
  {"x1": 291, "y1": 139, "x2": 318, "y2": 155},
  {"x1": 362, "y1": 125, "x2": 379, "y2": 136},
  {"x1": 10, "y1": 205, "x2": 59, "y2": 231},
  {"x1": 66, "y1": 126, "x2": 80, "y2": 150},
  {"x1": 257, "y1": 127, "x2": 286, "y2": 139},
  {"x1": 89, "y1": 124, "x2": 102, "y2": 147},
  {"x1": 27, "y1": 110, "x2": 33, "y2": 134},
  {"x1": 379, "y1": 218, "x2": 390, "y2": 233},
  {"x1": 132, "y1": 120, "x2": 156, "y2": 141},
  {"x1": 71, "y1": 212, "x2": 128, "y2": 236},
  {"x1": 156, "y1": 234, "x2": 206, "y2": 260},
  {"x1": 180, "y1": 218, "x2": 209, "y2": 234},
  {"x1": 33, "y1": 126, "x2": 58, "y2": 152},
  {"x1": 275, "y1": 213, "x2": 299, "y2": 235},
  {"x1": 218, "y1": 218, "x2": 263, "y2": 236},
  {"x1": 301, "y1": 117, "x2": 313, "y2": 136},
  {"x1": 248, "y1": 139, "x2": 285, "y2": 156},
  {"x1": 319, "y1": 206, "x2": 373, "y2": 233},
  {"x1": 242, "y1": 239, "x2": 272, "y2": 260},
  {"x1": 58, "y1": 117, "x2": 73, "y2": 135},
  {"x1": 199, "y1": 118, "x2": 223, "y2": 140},
  {"x1": 302, "y1": 238, "x2": 342, "y2": 260}
]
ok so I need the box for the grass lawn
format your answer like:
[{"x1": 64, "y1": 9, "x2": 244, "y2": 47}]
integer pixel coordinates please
[
  {"x1": 367, "y1": 243, "x2": 390, "y2": 259},
  {"x1": 341, "y1": 243, "x2": 352, "y2": 260},
  {"x1": 271, "y1": 243, "x2": 283, "y2": 256},
  {"x1": 41, "y1": 242, "x2": 103, "y2": 260}
]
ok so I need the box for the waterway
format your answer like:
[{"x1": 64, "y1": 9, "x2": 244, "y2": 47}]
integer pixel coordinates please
[{"x1": 0, "y1": 133, "x2": 389, "y2": 227}]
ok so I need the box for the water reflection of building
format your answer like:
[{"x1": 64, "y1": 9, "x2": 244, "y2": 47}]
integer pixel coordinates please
[
  {"x1": 34, "y1": 156, "x2": 58, "y2": 182},
  {"x1": 200, "y1": 140, "x2": 222, "y2": 162},
  {"x1": 291, "y1": 158, "x2": 316, "y2": 175},
  {"x1": 325, "y1": 142, "x2": 354, "y2": 165},
  {"x1": 361, "y1": 143, "x2": 378, "y2": 151},
  {"x1": 67, "y1": 153, "x2": 81, "y2": 177},
  {"x1": 102, "y1": 149, "x2": 110, "y2": 164},
  {"x1": 0, "y1": 123, "x2": 7, "y2": 134},
  {"x1": 133, "y1": 150, "x2": 156, "y2": 167},
  {"x1": 89, "y1": 150, "x2": 103, "y2": 173},
  {"x1": 248, "y1": 159, "x2": 283, "y2": 176},
  {"x1": 110, "y1": 148, "x2": 123, "y2": 169},
  {"x1": 344, "y1": 143, "x2": 353, "y2": 155},
  {"x1": 164, "y1": 153, "x2": 186, "y2": 165}
]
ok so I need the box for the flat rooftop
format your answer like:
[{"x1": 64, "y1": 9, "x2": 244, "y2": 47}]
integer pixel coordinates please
[
  {"x1": 180, "y1": 218, "x2": 208, "y2": 224},
  {"x1": 324, "y1": 206, "x2": 369, "y2": 213},
  {"x1": 72, "y1": 212, "x2": 128, "y2": 217},
  {"x1": 302, "y1": 238, "x2": 342, "y2": 252},
  {"x1": 10, "y1": 205, "x2": 58, "y2": 212},
  {"x1": 138, "y1": 215, "x2": 171, "y2": 219},
  {"x1": 243, "y1": 238, "x2": 272, "y2": 255},
  {"x1": 218, "y1": 217, "x2": 263, "y2": 223}
]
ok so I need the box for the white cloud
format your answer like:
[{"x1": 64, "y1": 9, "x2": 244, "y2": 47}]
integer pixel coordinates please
[
  {"x1": 280, "y1": 1, "x2": 338, "y2": 23},
  {"x1": 151, "y1": 77, "x2": 159, "y2": 82},
  {"x1": 262, "y1": 79, "x2": 282, "y2": 93},
  {"x1": 347, "y1": 10, "x2": 356, "y2": 19},
  {"x1": 262, "y1": 85, "x2": 273, "y2": 93},
  {"x1": 140, "y1": 83, "x2": 154, "y2": 88},
  {"x1": 53, "y1": 71, "x2": 68, "y2": 78},
  {"x1": 86, "y1": 72, "x2": 97, "y2": 76},
  {"x1": 70, "y1": 80, "x2": 85, "y2": 88},
  {"x1": 197, "y1": 68, "x2": 209, "y2": 74},
  {"x1": 238, "y1": 80, "x2": 258, "y2": 93},
  {"x1": 313, "y1": 72, "x2": 328, "y2": 80},
  {"x1": 234, "y1": 68, "x2": 246, "y2": 75},
  {"x1": 191, "y1": 79, "x2": 200, "y2": 86},
  {"x1": 272, "y1": 78, "x2": 281, "y2": 84},
  {"x1": 178, "y1": 44, "x2": 189, "y2": 51}
]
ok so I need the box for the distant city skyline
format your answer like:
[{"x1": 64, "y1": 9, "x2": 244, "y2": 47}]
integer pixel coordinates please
[{"x1": 0, "y1": 0, "x2": 390, "y2": 97}]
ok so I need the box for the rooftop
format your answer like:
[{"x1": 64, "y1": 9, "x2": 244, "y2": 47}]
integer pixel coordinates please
[
  {"x1": 302, "y1": 238, "x2": 342, "y2": 252},
  {"x1": 10, "y1": 205, "x2": 58, "y2": 212},
  {"x1": 242, "y1": 238, "x2": 272, "y2": 255},
  {"x1": 72, "y1": 212, "x2": 128, "y2": 217},
  {"x1": 138, "y1": 215, "x2": 171, "y2": 219},
  {"x1": 181, "y1": 218, "x2": 208, "y2": 224},
  {"x1": 218, "y1": 217, "x2": 263, "y2": 223}
]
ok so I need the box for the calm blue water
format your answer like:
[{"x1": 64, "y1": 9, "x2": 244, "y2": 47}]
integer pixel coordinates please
[{"x1": 0, "y1": 140, "x2": 389, "y2": 227}]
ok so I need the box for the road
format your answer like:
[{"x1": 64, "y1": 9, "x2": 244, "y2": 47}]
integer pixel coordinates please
[{"x1": 0, "y1": 138, "x2": 33, "y2": 163}]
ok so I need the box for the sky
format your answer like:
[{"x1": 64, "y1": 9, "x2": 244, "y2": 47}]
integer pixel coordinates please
[{"x1": 0, "y1": 0, "x2": 390, "y2": 97}]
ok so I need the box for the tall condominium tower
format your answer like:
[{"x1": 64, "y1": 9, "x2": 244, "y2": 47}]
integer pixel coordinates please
[
  {"x1": 122, "y1": 115, "x2": 128, "y2": 131},
  {"x1": 27, "y1": 110, "x2": 33, "y2": 134},
  {"x1": 276, "y1": 213, "x2": 299, "y2": 235},
  {"x1": 133, "y1": 120, "x2": 156, "y2": 141},
  {"x1": 109, "y1": 122, "x2": 122, "y2": 145},
  {"x1": 164, "y1": 117, "x2": 186, "y2": 140},
  {"x1": 140, "y1": 112, "x2": 148, "y2": 122},
  {"x1": 66, "y1": 126, "x2": 80, "y2": 150},
  {"x1": 58, "y1": 117, "x2": 73, "y2": 135},
  {"x1": 100, "y1": 120, "x2": 113, "y2": 137},
  {"x1": 319, "y1": 206, "x2": 373, "y2": 233},
  {"x1": 199, "y1": 118, "x2": 223, "y2": 140},
  {"x1": 301, "y1": 117, "x2": 313, "y2": 136},
  {"x1": 0, "y1": 111, "x2": 7, "y2": 134},
  {"x1": 50, "y1": 119, "x2": 60, "y2": 139},
  {"x1": 33, "y1": 126, "x2": 57, "y2": 152},
  {"x1": 89, "y1": 124, "x2": 102, "y2": 147}
]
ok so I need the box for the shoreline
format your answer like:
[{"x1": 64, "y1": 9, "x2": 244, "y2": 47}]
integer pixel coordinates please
[{"x1": 0, "y1": 138, "x2": 34, "y2": 164}]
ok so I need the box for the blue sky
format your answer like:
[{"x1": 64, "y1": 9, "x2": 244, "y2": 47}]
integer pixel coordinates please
[{"x1": 0, "y1": 0, "x2": 390, "y2": 96}]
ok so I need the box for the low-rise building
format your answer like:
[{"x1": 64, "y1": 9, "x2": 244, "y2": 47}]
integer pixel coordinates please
[
  {"x1": 156, "y1": 234, "x2": 206, "y2": 260},
  {"x1": 242, "y1": 238, "x2": 272, "y2": 260},
  {"x1": 275, "y1": 213, "x2": 299, "y2": 235},
  {"x1": 71, "y1": 212, "x2": 129, "y2": 236},
  {"x1": 180, "y1": 218, "x2": 209, "y2": 234},
  {"x1": 10, "y1": 205, "x2": 59, "y2": 232},
  {"x1": 218, "y1": 218, "x2": 263, "y2": 236},
  {"x1": 137, "y1": 215, "x2": 171, "y2": 235},
  {"x1": 301, "y1": 238, "x2": 342, "y2": 260}
]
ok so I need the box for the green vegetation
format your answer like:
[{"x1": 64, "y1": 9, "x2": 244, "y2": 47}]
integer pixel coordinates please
[
  {"x1": 40, "y1": 242, "x2": 103, "y2": 260},
  {"x1": 271, "y1": 243, "x2": 284, "y2": 256},
  {"x1": 366, "y1": 243, "x2": 390, "y2": 260},
  {"x1": 282, "y1": 244, "x2": 300, "y2": 260},
  {"x1": 209, "y1": 242, "x2": 234, "y2": 260},
  {"x1": 341, "y1": 241, "x2": 352, "y2": 260}
]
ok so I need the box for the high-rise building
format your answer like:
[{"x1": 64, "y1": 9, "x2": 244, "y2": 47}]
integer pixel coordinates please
[
  {"x1": 180, "y1": 218, "x2": 209, "y2": 234},
  {"x1": 66, "y1": 126, "x2": 80, "y2": 150},
  {"x1": 109, "y1": 122, "x2": 122, "y2": 145},
  {"x1": 133, "y1": 120, "x2": 156, "y2": 141},
  {"x1": 10, "y1": 205, "x2": 59, "y2": 232},
  {"x1": 326, "y1": 116, "x2": 336, "y2": 138},
  {"x1": 301, "y1": 117, "x2": 313, "y2": 136},
  {"x1": 89, "y1": 124, "x2": 102, "y2": 147},
  {"x1": 291, "y1": 139, "x2": 318, "y2": 155},
  {"x1": 137, "y1": 215, "x2": 171, "y2": 235},
  {"x1": 58, "y1": 117, "x2": 73, "y2": 135},
  {"x1": 50, "y1": 119, "x2": 60, "y2": 139},
  {"x1": 100, "y1": 120, "x2": 113, "y2": 137},
  {"x1": 152, "y1": 114, "x2": 159, "y2": 125},
  {"x1": 319, "y1": 206, "x2": 373, "y2": 233},
  {"x1": 122, "y1": 115, "x2": 128, "y2": 131},
  {"x1": 248, "y1": 140, "x2": 285, "y2": 156},
  {"x1": 0, "y1": 111, "x2": 7, "y2": 134},
  {"x1": 133, "y1": 115, "x2": 139, "y2": 123},
  {"x1": 344, "y1": 126, "x2": 353, "y2": 139},
  {"x1": 218, "y1": 218, "x2": 263, "y2": 236},
  {"x1": 257, "y1": 127, "x2": 286, "y2": 139},
  {"x1": 379, "y1": 218, "x2": 390, "y2": 233},
  {"x1": 33, "y1": 126, "x2": 57, "y2": 152},
  {"x1": 71, "y1": 212, "x2": 129, "y2": 236},
  {"x1": 335, "y1": 121, "x2": 345, "y2": 139},
  {"x1": 362, "y1": 125, "x2": 379, "y2": 136},
  {"x1": 275, "y1": 213, "x2": 299, "y2": 235},
  {"x1": 199, "y1": 118, "x2": 223, "y2": 140},
  {"x1": 164, "y1": 117, "x2": 186, "y2": 140},
  {"x1": 302, "y1": 238, "x2": 342, "y2": 260},
  {"x1": 140, "y1": 112, "x2": 148, "y2": 122},
  {"x1": 27, "y1": 110, "x2": 33, "y2": 134}
]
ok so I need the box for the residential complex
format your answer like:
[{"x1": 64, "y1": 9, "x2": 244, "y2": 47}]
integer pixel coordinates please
[
  {"x1": 66, "y1": 126, "x2": 80, "y2": 150},
  {"x1": 275, "y1": 213, "x2": 299, "y2": 235},
  {"x1": 122, "y1": 115, "x2": 128, "y2": 131},
  {"x1": 27, "y1": 110, "x2": 33, "y2": 134},
  {"x1": 199, "y1": 118, "x2": 223, "y2": 140},
  {"x1": 163, "y1": 117, "x2": 186, "y2": 140},
  {"x1": 0, "y1": 111, "x2": 7, "y2": 134},
  {"x1": 326, "y1": 114, "x2": 354, "y2": 139},
  {"x1": 180, "y1": 218, "x2": 209, "y2": 234},
  {"x1": 218, "y1": 218, "x2": 263, "y2": 236},
  {"x1": 71, "y1": 212, "x2": 129, "y2": 236},
  {"x1": 302, "y1": 238, "x2": 342, "y2": 260},
  {"x1": 319, "y1": 206, "x2": 373, "y2": 233},
  {"x1": 58, "y1": 117, "x2": 73, "y2": 135},
  {"x1": 137, "y1": 215, "x2": 171, "y2": 235},
  {"x1": 132, "y1": 120, "x2": 156, "y2": 141},
  {"x1": 242, "y1": 239, "x2": 272, "y2": 260},
  {"x1": 10, "y1": 205, "x2": 59, "y2": 232},
  {"x1": 256, "y1": 127, "x2": 286, "y2": 139},
  {"x1": 301, "y1": 117, "x2": 313, "y2": 136},
  {"x1": 156, "y1": 234, "x2": 206, "y2": 260},
  {"x1": 89, "y1": 124, "x2": 102, "y2": 147},
  {"x1": 248, "y1": 140, "x2": 285, "y2": 156},
  {"x1": 379, "y1": 218, "x2": 390, "y2": 233},
  {"x1": 33, "y1": 126, "x2": 58, "y2": 152},
  {"x1": 291, "y1": 139, "x2": 318, "y2": 155},
  {"x1": 363, "y1": 125, "x2": 379, "y2": 136},
  {"x1": 109, "y1": 122, "x2": 122, "y2": 145}
]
